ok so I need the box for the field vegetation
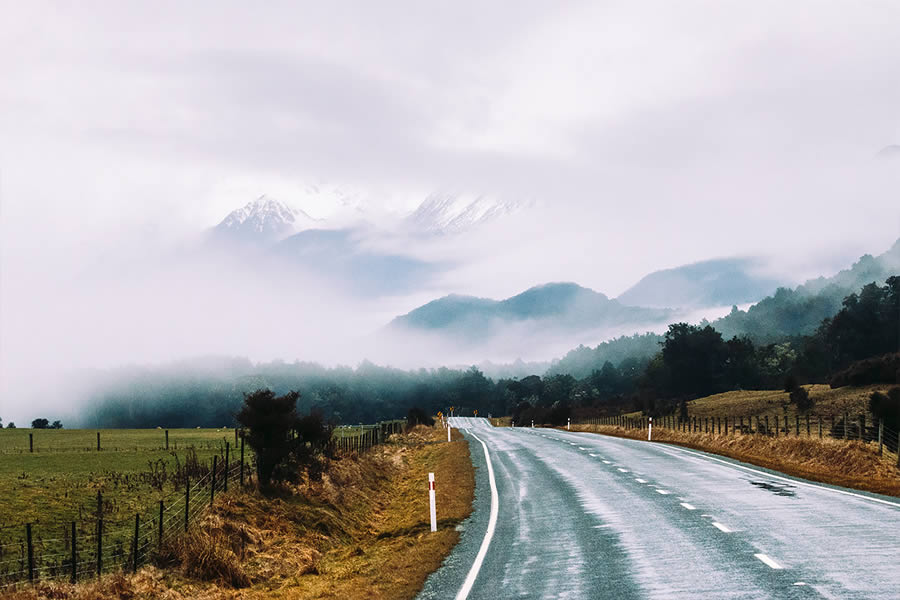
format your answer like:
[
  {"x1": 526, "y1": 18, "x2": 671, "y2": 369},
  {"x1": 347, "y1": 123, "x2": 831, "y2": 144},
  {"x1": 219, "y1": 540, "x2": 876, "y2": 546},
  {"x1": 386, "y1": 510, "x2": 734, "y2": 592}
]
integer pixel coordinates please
[
  {"x1": 0, "y1": 428, "x2": 238, "y2": 527},
  {"x1": 1, "y1": 424, "x2": 474, "y2": 600}
]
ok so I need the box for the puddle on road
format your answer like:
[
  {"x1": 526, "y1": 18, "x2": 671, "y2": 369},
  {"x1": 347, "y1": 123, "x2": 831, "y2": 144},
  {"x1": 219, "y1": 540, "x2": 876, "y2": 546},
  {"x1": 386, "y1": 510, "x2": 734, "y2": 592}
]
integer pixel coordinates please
[{"x1": 747, "y1": 479, "x2": 796, "y2": 497}]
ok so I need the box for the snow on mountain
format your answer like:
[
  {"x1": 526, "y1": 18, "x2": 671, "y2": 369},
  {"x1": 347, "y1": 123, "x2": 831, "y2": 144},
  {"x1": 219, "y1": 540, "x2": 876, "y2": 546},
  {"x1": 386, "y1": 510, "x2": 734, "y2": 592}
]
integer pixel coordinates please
[
  {"x1": 214, "y1": 195, "x2": 319, "y2": 243},
  {"x1": 405, "y1": 192, "x2": 529, "y2": 234}
]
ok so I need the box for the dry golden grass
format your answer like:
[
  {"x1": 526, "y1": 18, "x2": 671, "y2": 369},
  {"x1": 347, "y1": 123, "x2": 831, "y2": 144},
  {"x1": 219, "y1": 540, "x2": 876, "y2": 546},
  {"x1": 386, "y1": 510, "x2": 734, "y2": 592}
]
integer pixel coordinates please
[
  {"x1": 1, "y1": 425, "x2": 475, "y2": 600},
  {"x1": 568, "y1": 423, "x2": 900, "y2": 497},
  {"x1": 622, "y1": 384, "x2": 895, "y2": 422}
]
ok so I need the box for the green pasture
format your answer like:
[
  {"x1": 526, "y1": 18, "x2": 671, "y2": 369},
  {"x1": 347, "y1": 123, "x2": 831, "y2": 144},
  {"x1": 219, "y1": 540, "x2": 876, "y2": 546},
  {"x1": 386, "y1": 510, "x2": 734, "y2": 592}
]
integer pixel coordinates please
[{"x1": 0, "y1": 428, "x2": 241, "y2": 529}]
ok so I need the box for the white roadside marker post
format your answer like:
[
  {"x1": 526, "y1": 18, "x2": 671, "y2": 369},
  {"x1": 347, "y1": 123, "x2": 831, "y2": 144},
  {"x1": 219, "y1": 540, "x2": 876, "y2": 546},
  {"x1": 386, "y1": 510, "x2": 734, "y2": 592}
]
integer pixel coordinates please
[
  {"x1": 448, "y1": 422, "x2": 451, "y2": 442},
  {"x1": 567, "y1": 417, "x2": 570, "y2": 431},
  {"x1": 648, "y1": 417, "x2": 653, "y2": 441},
  {"x1": 531, "y1": 420, "x2": 534, "y2": 428},
  {"x1": 428, "y1": 473, "x2": 437, "y2": 532}
]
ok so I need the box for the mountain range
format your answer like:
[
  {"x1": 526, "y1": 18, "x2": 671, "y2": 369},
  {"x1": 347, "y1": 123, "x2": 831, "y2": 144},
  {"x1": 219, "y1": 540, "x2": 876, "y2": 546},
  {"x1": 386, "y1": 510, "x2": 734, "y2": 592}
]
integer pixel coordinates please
[{"x1": 389, "y1": 282, "x2": 672, "y2": 341}]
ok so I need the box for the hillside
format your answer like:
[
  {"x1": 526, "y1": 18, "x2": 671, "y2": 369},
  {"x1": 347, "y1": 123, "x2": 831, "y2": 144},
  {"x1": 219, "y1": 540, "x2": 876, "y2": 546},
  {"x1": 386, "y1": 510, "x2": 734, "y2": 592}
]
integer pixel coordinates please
[
  {"x1": 713, "y1": 238, "x2": 900, "y2": 342},
  {"x1": 390, "y1": 283, "x2": 672, "y2": 340},
  {"x1": 617, "y1": 257, "x2": 786, "y2": 309}
]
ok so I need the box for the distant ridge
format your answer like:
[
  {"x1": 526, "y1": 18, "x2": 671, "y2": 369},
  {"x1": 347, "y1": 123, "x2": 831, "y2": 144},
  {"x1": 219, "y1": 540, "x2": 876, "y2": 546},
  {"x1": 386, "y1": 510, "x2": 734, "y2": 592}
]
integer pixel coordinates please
[
  {"x1": 617, "y1": 257, "x2": 787, "y2": 309},
  {"x1": 390, "y1": 282, "x2": 672, "y2": 340}
]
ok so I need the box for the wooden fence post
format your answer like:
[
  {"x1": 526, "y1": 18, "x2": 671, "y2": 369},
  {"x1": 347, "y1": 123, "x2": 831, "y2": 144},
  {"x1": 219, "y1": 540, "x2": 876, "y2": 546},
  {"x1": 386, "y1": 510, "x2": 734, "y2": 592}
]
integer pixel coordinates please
[
  {"x1": 29, "y1": 433, "x2": 33, "y2": 453},
  {"x1": 843, "y1": 412, "x2": 848, "y2": 439},
  {"x1": 859, "y1": 415, "x2": 865, "y2": 442},
  {"x1": 158, "y1": 500, "x2": 164, "y2": 552},
  {"x1": 132, "y1": 513, "x2": 140, "y2": 573},
  {"x1": 819, "y1": 416, "x2": 823, "y2": 438},
  {"x1": 795, "y1": 415, "x2": 800, "y2": 436},
  {"x1": 165, "y1": 430, "x2": 169, "y2": 450},
  {"x1": 765, "y1": 415, "x2": 769, "y2": 435},
  {"x1": 775, "y1": 416, "x2": 779, "y2": 437},
  {"x1": 184, "y1": 478, "x2": 190, "y2": 532},
  {"x1": 26, "y1": 523, "x2": 34, "y2": 583},
  {"x1": 806, "y1": 414, "x2": 810, "y2": 437},
  {"x1": 878, "y1": 420, "x2": 884, "y2": 456},
  {"x1": 71, "y1": 521, "x2": 77, "y2": 583},
  {"x1": 97, "y1": 431, "x2": 101, "y2": 451}
]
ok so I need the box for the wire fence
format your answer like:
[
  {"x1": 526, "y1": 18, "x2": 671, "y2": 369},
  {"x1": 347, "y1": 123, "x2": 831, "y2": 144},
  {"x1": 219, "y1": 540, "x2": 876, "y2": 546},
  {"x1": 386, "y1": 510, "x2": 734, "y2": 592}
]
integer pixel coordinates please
[
  {"x1": 574, "y1": 413, "x2": 900, "y2": 468},
  {"x1": 0, "y1": 419, "x2": 407, "y2": 590}
]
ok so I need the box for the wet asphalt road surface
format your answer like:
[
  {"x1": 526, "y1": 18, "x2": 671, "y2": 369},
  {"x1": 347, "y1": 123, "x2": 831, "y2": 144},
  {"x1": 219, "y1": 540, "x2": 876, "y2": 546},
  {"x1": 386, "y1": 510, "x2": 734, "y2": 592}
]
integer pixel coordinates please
[{"x1": 416, "y1": 418, "x2": 900, "y2": 600}]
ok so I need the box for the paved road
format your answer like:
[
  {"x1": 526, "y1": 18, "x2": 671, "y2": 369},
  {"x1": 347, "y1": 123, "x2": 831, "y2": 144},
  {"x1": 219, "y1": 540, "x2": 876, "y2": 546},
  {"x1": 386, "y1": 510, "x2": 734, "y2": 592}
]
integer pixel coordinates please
[{"x1": 417, "y1": 418, "x2": 900, "y2": 600}]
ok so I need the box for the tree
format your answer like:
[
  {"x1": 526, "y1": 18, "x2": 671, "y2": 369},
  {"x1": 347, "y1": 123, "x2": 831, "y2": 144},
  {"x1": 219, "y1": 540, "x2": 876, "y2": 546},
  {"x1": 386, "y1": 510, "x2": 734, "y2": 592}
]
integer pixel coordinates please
[
  {"x1": 661, "y1": 323, "x2": 729, "y2": 398},
  {"x1": 31, "y1": 418, "x2": 49, "y2": 429},
  {"x1": 869, "y1": 387, "x2": 900, "y2": 448},
  {"x1": 50, "y1": 420, "x2": 63, "y2": 429},
  {"x1": 235, "y1": 389, "x2": 300, "y2": 486},
  {"x1": 5, "y1": 422, "x2": 14, "y2": 429}
]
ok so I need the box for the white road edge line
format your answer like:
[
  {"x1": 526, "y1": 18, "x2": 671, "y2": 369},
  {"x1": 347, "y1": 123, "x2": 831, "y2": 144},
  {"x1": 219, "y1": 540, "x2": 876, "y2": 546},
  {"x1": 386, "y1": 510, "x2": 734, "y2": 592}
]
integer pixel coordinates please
[
  {"x1": 754, "y1": 553, "x2": 783, "y2": 569},
  {"x1": 656, "y1": 489, "x2": 671, "y2": 495},
  {"x1": 711, "y1": 522, "x2": 732, "y2": 533},
  {"x1": 656, "y1": 445, "x2": 900, "y2": 509},
  {"x1": 635, "y1": 478, "x2": 648, "y2": 483},
  {"x1": 456, "y1": 431, "x2": 499, "y2": 600},
  {"x1": 680, "y1": 502, "x2": 696, "y2": 510}
]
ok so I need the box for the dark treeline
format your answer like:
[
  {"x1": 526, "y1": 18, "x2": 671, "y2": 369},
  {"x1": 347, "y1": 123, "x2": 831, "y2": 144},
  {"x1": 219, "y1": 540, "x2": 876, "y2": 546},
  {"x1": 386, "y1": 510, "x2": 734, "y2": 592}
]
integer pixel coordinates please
[
  {"x1": 514, "y1": 277, "x2": 899, "y2": 425},
  {"x1": 82, "y1": 277, "x2": 899, "y2": 428}
]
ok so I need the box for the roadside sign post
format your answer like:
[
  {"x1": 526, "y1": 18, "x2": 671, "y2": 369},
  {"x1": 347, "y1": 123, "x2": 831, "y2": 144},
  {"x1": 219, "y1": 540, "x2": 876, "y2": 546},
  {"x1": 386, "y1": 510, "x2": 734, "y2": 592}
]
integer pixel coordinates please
[{"x1": 428, "y1": 473, "x2": 437, "y2": 532}]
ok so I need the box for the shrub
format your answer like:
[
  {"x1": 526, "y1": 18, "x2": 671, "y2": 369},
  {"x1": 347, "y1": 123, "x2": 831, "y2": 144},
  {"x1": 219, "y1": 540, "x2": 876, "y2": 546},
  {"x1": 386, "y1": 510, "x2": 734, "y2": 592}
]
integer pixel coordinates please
[
  {"x1": 829, "y1": 353, "x2": 900, "y2": 388},
  {"x1": 870, "y1": 387, "x2": 900, "y2": 451},
  {"x1": 236, "y1": 389, "x2": 300, "y2": 486},
  {"x1": 789, "y1": 386, "x2": 814, "y2": 412}
]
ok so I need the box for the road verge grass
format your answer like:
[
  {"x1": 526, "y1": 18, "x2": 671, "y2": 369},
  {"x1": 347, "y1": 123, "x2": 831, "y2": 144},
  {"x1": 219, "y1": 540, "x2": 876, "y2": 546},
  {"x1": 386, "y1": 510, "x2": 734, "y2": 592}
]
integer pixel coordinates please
[{"x1": 1, "y1": 425, "x2": 474, "y2": 600}]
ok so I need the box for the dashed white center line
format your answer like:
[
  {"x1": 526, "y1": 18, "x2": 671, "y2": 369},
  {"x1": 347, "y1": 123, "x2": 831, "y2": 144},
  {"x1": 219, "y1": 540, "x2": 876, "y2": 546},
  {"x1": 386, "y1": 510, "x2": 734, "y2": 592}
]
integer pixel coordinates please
[
  {"x1": 617, "y1": 468, "x2": 629, "y2": 473},
  {"x1": 711, "y1": 522, "x2": 732, "y2": 533},
  {"x1": 754, "y1": 554, "x2": 784, "y2": 569},
  {"x1": 602, "y1": 460, "x2": 612, "y2": 464},
  {"x1": 578, "y1": 447, "x2": 589, "y2": 450},
  {"x1": 635, "y1": 478, "x2": 648, "y2": 483},
  {"x1": 589, "y1": 453, "x2": 601, "y2": 457},
  {"x1": 655, "y1": 489, "x2": 671, "y2": 495},
  {"x1": 679, "y1": 502, "x2": 696, "y2": 510}
]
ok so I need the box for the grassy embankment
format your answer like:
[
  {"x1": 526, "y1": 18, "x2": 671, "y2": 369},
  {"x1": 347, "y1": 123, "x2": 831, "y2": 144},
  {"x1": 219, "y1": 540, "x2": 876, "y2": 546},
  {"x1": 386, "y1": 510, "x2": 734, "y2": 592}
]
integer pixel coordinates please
[
  {"x1": 3, "y1": 424, "x2": 474, "y2": 600},
  {"x1": 0, "y1": 428, "x2": 237, "y2": 526},
  {"x1": 572, "y1": 385, "x2": 900, "y2": 497}
]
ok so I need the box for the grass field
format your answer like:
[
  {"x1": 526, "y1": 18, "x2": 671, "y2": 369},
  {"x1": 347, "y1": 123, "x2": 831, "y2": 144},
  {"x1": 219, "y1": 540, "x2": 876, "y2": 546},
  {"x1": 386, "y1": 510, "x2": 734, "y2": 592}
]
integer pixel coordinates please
[
  {"x1": 0, "y1": 429, "x2": 239, "y2": 527},
  {"x1": 617, "y1": 384, "x2": 895, "y2": 424},
  {"x1": 3, "y1": 425, "x2": 475, "y2": 600}
]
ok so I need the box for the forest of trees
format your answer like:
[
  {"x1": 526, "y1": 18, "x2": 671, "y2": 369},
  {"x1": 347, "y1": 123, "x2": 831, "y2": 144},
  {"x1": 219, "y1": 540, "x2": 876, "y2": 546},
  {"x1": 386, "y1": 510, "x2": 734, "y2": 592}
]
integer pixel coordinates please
[{"x1": 81, "y1": 277, "x2": 899, "y2": 428}]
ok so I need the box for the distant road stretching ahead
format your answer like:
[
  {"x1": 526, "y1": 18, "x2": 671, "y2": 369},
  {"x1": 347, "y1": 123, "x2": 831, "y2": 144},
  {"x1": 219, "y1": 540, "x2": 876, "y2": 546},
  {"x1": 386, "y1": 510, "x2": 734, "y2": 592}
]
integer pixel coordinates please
[{"x1": 417, "y1": 418, "x2": 900, "y2": 600}]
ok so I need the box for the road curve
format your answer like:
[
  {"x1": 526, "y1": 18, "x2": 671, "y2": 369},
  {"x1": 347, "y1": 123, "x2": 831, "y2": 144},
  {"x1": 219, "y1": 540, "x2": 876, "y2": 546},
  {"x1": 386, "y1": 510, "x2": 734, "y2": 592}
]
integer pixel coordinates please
[{"x1": 417, "y1": 417, "x2": 900, "y2": 600}]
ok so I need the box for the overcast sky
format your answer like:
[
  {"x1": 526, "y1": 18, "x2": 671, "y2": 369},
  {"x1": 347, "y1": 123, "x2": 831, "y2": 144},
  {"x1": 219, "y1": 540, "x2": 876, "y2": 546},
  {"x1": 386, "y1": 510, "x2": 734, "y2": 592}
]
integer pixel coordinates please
[{"x1": 2, "y1": 1, "x2": 900, "y2": 421}]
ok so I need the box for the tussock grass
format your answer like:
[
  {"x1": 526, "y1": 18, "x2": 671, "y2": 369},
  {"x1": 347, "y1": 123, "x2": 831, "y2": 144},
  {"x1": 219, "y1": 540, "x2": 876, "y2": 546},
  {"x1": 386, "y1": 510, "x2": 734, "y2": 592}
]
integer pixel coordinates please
[
  {"x1": 2, "y1": 425, "x2": 475, "y2": 600},
  {"x1": 623, "y1": 384, "x2": 895, "y2": 422},
  {"x1": 569, "y1": 423, "x2": 900, "y2": 497}
]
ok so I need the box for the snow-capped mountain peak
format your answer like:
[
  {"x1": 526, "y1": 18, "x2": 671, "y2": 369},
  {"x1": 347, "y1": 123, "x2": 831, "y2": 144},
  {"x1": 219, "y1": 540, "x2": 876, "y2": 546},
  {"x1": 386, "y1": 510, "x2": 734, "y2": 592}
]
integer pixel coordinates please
[
  {"x1": 406, "y1": 192, "x2": 529, "y2": 234},
  {"x1": 215, "y1": 196, "x2": 319, "y2": 242}
]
